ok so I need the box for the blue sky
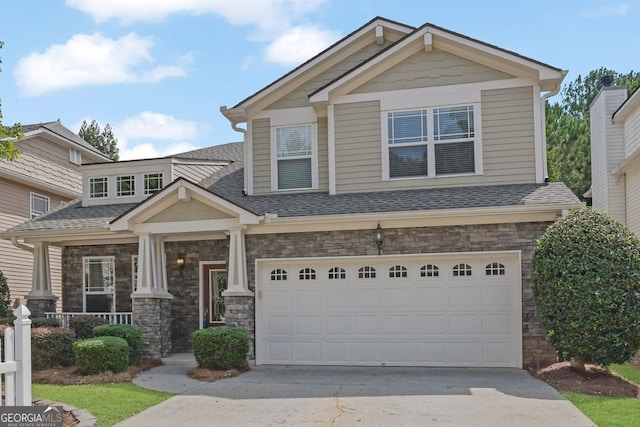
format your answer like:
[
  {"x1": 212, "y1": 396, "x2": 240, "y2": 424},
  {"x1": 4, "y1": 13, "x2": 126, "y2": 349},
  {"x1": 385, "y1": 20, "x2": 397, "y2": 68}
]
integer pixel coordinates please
[{"x1": 1, "y1": 1, "x2": 638, "y2": 159}]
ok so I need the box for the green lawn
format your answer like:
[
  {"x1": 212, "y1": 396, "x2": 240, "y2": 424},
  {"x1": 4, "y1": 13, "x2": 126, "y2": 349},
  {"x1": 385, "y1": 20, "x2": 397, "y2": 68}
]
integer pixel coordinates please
[
  {"x1": 33, "y1": 383, "x2": 173, "y2": 427},
  {"x1": 563, "y1": 361, "x2": 640, "y2": 427}
]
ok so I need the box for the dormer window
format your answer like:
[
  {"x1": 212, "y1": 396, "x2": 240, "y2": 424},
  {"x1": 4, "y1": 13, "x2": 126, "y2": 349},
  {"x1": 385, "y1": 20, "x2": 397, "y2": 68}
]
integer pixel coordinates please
[
  {"x1": 144, "y1": 173, "x2": 163, "y2": 195},
  {"x1": 275, "y1": 124, "x2": 313, "y2": 190},
  {"x1": 116, "y1": 175, "x2": 135, "y2": 197},
  {"x1": 89, "y1": 177, "x2": 108, "y2": 198},
  {"x1": 385, "y1": 104, "x2": 480, "y2": 179},
  {"x1": 69, "y1": 149, "x2": 82, "y2": 165}
]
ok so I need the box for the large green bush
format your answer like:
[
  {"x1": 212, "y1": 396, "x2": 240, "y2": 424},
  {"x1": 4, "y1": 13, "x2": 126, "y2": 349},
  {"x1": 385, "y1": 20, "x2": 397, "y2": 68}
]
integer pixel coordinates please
[
  {"x1": 93, "y1": 324, "x2": 143, "y2": 365},
  {"x1": 69, "y1": 315, "x2": 109, "y2": 339},
  {"x1": 0, "y1": 271, "x2": 12, "y2": 318},
  {"x1": 192, "y1": 326, "x2": 249, "y2": 370},
  {"x1": 532, "y1": 207, "x2": 640, "y2": 369},
  {"x1": 31, "y1": 327, "x2": 75, "y2": 370},
  {"x1": 31, "y1": 317, "x2": 61, "y2": 328},
  {"x1": 73, "y1": 336, "x2": 130, "y2": 375}
]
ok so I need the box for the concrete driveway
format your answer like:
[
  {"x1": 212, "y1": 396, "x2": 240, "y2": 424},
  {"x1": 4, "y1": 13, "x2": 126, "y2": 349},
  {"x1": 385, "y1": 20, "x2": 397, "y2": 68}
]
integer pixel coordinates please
[{"x1": 116, "y1": 364, "x2": 594, "y2": 427}]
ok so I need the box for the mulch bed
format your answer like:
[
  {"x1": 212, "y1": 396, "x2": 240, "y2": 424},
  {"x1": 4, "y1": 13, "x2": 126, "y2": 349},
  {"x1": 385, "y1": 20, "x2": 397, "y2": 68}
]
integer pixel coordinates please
[
  {"x1": 32, "y1": 358, "x2": 162, "y2": 385},
  {"x1": 533, "y1": 362, "x2": 640, "y2": 397},
  {"x1": 188, "y1": 365, "x2": 250, "y2": 382}
]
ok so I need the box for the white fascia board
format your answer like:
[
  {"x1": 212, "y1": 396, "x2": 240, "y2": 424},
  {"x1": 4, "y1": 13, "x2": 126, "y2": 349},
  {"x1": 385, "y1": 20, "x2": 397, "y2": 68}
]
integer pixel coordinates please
[
  {"x1": 245, "y1": 202, "x2": 584, "y2": 235},
  {"x1": 133, "y1": 218, "x2": 240, "y2": 234},
  {"x1": 613, "y1": 89, "x2": 640, "y2": 123},
  {"x1": 0, "y1": 228, "x2": 113, "y2": 243},
  {"x1": 612, "y1": 148, "x2": 640, "y2": 176},
  {"x1": 0, "y1": 168, "x2": 79, "y2": 199}
]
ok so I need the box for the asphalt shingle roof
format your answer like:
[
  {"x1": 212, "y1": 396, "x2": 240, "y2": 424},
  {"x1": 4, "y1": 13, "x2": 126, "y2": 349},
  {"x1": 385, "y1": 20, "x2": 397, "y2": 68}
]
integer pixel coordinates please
[{"x1": 170, "y1": 141, "x2": 243, "y2": 162}]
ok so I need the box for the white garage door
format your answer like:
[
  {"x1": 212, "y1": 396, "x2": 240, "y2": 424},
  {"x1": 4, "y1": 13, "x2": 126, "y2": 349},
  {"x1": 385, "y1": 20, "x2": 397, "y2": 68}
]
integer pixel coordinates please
[{"x1": 256, "y1": 252, "x2": 522, "y2": 367}]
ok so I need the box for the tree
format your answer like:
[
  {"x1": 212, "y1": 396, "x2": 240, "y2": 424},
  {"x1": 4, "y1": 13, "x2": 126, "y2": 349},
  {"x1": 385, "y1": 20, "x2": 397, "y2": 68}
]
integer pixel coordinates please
[
  {"x1": 79, "y1": 119, "x2": 120, "y2": 161},
  {"x1": 0, "y1": 271, "x2": 13, "y2": 318},
  {"x1": 532, "y1": 208, "x2": 640, "y2": 371},
  {"x1": 0, "y1": 40, "x2": 22, "y2": 161},
  {"x1": 546, "y1": 68, "x2": 640, "y2": 200}
]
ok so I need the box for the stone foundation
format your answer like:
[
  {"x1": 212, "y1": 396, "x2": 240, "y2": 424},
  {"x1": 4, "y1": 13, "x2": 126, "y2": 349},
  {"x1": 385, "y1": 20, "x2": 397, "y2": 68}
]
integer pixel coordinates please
[
  {"x1": 224, "y1": 296, "x2": 256, "y2": 358},
  {"x1": 26, "y1": 297, "x2": 57, "y2": 318},
  {"x1": 133, "y1": 297, "x2": 172, "y2": 358}
]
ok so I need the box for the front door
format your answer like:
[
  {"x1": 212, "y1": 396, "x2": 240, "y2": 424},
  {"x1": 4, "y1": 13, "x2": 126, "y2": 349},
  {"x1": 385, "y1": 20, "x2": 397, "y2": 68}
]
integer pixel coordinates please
[{"x1": 202, "y1": 263, "x2": 227, "y2": 328}]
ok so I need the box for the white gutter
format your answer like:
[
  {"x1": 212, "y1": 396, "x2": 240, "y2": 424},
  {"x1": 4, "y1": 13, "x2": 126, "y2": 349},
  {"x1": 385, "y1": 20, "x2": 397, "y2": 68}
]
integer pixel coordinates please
[{"x1": 11, "y1": 237, "x2": 34, "y2": 254}]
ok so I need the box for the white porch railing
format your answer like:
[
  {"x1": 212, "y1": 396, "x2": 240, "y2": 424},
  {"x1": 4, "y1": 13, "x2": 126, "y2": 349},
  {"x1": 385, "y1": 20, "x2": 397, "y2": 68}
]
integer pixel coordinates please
[
  {"x1": 45, "y1": 312, "x2": 133, "y2": 329},
  {"x1": 2, "y1": 305, "x2": 32, "y2": 406}
]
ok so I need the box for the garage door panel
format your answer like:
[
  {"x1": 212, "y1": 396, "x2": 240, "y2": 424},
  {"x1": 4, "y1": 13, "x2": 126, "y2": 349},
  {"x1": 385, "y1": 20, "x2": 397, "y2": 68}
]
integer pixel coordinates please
[{"x1": 257, "y1": 253, "x2": 521, "y2": 367}]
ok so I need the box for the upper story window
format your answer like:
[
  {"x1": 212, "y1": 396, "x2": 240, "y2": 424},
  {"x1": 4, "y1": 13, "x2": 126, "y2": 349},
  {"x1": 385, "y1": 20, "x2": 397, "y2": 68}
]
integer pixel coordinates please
[
  {"x1": 144, "y1": 173, "x2": 163, "y2": 195},
  {"x1": 89, "y1": 177, "x2": 108, "y2": 199},
  {"x1": 386, "y1": 104, "x2": 478, "y2": 179},
  {"x1": 116, "y1": 175, "x2": 135, "y2": 197},
  {"x1": 30, "y1": 193, "x2": 50, "y2": 219},
  {"x1": 69, "y1": 149, "x2": 82, "y2": 165},
  {"x1": 276, "y1": 124, "x2": 312, "y2": 190}
]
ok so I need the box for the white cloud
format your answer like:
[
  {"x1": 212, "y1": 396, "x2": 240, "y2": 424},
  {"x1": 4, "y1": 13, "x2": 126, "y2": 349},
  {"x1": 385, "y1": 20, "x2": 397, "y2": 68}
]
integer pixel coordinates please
[
  {"x1": 265, "y1": 25, "x2": 340, "y2": 66},
  {"x1": 582, "y1": 3, "x2": 630, "y2": 18},
  {"x1": 119, "y1": 141, "x2": 199, "y2": 160},
  {"x1": 66, "y1": 0, "x2": 325, "y2": 33},
  {"x1": 15, "y1": 33, "x2": 186, "y2": 96}
]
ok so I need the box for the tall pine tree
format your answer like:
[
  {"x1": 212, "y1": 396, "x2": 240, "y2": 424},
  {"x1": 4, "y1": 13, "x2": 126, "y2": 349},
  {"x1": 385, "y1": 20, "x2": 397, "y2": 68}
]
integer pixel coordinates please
[
  {"x1": 79, "y1": 119, "x2": 120, "y2": 161},
  {"x1": 0, "y1": 41, "x2": 22, "y2": 161}
]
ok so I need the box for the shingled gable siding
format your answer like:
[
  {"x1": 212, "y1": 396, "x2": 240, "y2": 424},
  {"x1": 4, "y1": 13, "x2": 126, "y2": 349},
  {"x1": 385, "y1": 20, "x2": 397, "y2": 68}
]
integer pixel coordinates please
[{"x1": 245, "y1": 222, "x2": 557, "y2": 368}]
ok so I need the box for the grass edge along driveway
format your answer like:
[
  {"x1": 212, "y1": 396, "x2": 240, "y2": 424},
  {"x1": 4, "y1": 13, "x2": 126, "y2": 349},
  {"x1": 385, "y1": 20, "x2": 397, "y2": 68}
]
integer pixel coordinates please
[{"x1": 33, "y1": 383, "x2": 173, "y2": 427}]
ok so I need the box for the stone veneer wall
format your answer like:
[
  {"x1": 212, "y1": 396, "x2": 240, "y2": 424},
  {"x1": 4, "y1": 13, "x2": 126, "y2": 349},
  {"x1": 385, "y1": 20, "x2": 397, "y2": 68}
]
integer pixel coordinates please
[
  {"x1": 26, "y1": 298, "x2": 56, "y2": 318},
  {"x1": 244, "y1": 222, "x2": 557, "y2": 368},
  {"x1": 133, "y1": 297, "x2": 172, "y2": 357}
]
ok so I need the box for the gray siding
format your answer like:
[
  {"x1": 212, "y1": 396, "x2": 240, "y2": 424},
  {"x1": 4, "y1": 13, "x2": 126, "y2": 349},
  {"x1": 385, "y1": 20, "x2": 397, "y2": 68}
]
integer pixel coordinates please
[
  {"x1": 266, "y1": 41, "x2": 393, "y2": 110},
  {"x1": 252, "y1": 118, "x2": 271, "y2": 193},
  {"x1": 334, "y1": 101, "x2": 382, "y2": 193},
  {"x1": 334, "y1": 87, "x2": 537, "y2": 193},
  {"x1": 353, "y1": 49, "x2": 514, "y2": 94},
  {"x1": 318, "y1": 116, "x2": 329, "y2": 190}
]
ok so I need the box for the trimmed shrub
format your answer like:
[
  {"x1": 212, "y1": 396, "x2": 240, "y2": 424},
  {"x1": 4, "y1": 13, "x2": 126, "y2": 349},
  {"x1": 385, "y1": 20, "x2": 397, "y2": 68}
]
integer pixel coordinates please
[
  {"x1": 31, "y1": 317, "x2": 61, "y2": 328},
  {"x1": 73, "y1": 336, "x2": 129, "y2": 374},
  {"x1": 93, "y1": 324, "x2": 143, "y2": 365},
  {"x1": 0, "y1": 316, "x2": 15, "y2": 325},
  {"x1": 32, "y1": 327, "x2": 75, "y2": 370},
  {"x1": 69, "y1": 315, "x2": 109, "y2": 339},
  {"x1": 192, "y1": 326, "x2": 250, "y2": 370},
  {"x1": 533, "y1": 207, "x2": 640, "y2": 369}
]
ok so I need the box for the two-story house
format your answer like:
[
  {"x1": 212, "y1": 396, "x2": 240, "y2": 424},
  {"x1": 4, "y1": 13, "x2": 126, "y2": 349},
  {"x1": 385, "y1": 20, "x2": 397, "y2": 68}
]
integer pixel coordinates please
[
  {"x1": 2, "y1": 18, "x2": 581, "y2": 368},
  {"x1": 588, "y1": 78, "x2": 640, "y2": 236},
  {"x1": 0, "y1": 121, "x2": 110, "y2": 310}
]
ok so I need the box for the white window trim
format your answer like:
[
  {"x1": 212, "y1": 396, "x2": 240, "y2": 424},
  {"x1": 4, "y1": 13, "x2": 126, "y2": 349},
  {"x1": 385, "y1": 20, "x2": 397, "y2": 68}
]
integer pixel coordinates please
[
  {"x1": 89, "y1": 176, "x2": 109, "y2": 199},
  {"x1": 29, "y1": 192, "x2": 50, "y2": 219},
  {"x1": 82, "y1": 256, "x2": 116, "y2": 313},
  {"x1": 143, "y1": 172, "x2": 164, "y2": 195},
  {"x1": 69, "y1": 148, "x2": 81, "y2": 165},
  {"x1": 381, "y1": 102, "x2": 483, "y2": 181},
  {"x1": 270, "y1": 122, "x2": 318, "y2": 192},
  {"x1": 116, "y1": 174, "x2": 136, "y2": 198}
]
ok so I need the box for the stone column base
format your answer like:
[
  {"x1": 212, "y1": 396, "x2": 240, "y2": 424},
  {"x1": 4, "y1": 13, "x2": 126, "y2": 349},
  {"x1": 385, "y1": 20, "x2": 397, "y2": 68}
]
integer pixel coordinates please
[
  {"x1": 223, "y1": 295, "x2": 255, "y2": 358},
  {"x1": 25, "y1": 297, "x2": 57, "y2": 318},
  {"x1": 133, "y1": 297, "x2": 172, "y2": 358}
]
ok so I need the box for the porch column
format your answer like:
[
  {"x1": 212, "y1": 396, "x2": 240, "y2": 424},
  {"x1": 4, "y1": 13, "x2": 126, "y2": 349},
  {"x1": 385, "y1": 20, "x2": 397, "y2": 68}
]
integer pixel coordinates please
[
  {"x1": 132, "y1": 232, "x2": 172, "y2": 358},
  {"x1": 25, "y1": 241, "x2": 57, "y2": 317},
  {"x1": 223, "y1": 227, "x2": 253, "y2": 296}
]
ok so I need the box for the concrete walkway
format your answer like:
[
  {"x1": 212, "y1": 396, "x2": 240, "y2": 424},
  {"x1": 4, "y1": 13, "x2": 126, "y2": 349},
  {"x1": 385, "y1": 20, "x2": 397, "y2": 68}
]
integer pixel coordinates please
[{"x1": 118, "y1": 355, "x2": 595, "y2": 427}]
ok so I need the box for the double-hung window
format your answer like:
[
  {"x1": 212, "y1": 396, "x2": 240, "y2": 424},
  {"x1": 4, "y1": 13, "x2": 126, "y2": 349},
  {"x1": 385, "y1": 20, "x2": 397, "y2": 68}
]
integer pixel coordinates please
[
  {"x1": 83, "y1": 256, "x2": 116, "y2": 312},
  {"x1": 386, "y1": 104, "x2": 478, "y2": 179},
  {"x1": 30, "y1": 193, "x2": 50, "y2": 219},
  {"x1": 276, "y1": 124, "x2": 313, "y2": 190}
]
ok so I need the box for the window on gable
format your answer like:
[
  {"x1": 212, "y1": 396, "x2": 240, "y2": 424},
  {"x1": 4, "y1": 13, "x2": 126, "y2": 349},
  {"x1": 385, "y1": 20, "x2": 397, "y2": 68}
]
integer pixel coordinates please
[
  {"x1": 30, "y1": 193, "x2": 50, "y2": 219},
  {"x1": 83, "y1": 256, "x2": 115, "y2": 313},
  {"x1": 486, "y1": 262, "x2": 506, "y2": 276},
  {"x1": 276, "y1": 124, "x2": 312, "y2": 190},
  {"x1": 386, "y1": 104, "x2": 478, "y2": 179},
  {"x1": 270, "y1": 269, "x2": 287, "y2": 281},
  {"x1": 116, "y1": 175, "x2": 135, "y2": 197},
  {"x1": 144, "y1": 173, "x2": 163, "y2": 195},
  {"x1": 389, "y1": 265, "x2": 408, "y2": 278},
  {"x1": 420, "y1": 264, "x2": 439, "y2": 278},
  {"x1": 358, "y1": 266, "x2": 376, "y2": 279},
  {"x1": 299, "y1": 268, "x2": 316, "y2": 280},
  {"x1": 328, "y1": 267, "x2": 346, "y2": 280},
  {"x1": 69, "y1": 149, "x2": 81, "y2": 165},
  {"x1": 89, "y1": 177, "x2": 108, "y2": 199},
  {"x1": 452, "y1": 263, "x2": 472, "y2": 277}
]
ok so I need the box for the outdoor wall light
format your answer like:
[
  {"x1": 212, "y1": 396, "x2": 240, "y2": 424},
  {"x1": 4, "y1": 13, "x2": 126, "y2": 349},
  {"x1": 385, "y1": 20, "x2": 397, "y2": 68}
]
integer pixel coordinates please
[
  {"x1": 176, "y1": 254, "x2": 186, "y2": 273},
  {"x1": 375, "y1": 222, "x2": 384, "y2": 255}
]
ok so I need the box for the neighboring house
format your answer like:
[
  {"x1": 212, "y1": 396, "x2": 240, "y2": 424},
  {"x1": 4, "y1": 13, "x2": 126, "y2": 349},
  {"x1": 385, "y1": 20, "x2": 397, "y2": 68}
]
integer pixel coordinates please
[
  {"x1": 588, "y1": 80, "x2": 640, "y2": 235},
  {"x1": 2, "y1": 17, "x2": 582, "y2": 368},
  {"x1": 0, "y1": 121, "x2": 110, "y2": 310}
]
